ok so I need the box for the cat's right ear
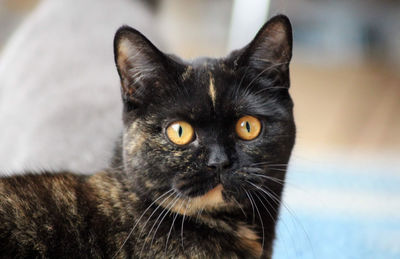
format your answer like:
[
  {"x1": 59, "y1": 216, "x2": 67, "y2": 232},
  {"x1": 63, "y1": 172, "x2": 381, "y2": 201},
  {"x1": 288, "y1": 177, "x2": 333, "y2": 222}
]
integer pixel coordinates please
[
  {"x1": 114, "y1": 26, "x2": 170, "y2": 108},
  {"x1": 232, "y1": 15, "x2": 293, "y2": 72}
]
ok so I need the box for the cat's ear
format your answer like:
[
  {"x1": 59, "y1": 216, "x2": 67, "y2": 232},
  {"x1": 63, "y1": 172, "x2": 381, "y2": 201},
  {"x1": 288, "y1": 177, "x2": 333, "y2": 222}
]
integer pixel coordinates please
[
  {"x1": 236, "y1": 15, "x2": 293, "y2": 70},
  {"x1": 114, "y1": 26, "x2": 171, "y2": 107}
]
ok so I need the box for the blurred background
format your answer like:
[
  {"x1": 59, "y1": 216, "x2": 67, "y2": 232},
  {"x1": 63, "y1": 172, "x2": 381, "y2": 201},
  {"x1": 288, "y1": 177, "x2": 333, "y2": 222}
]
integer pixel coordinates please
[{"x1": 1, "y1": 0, "x2": 399, "y2": 258}]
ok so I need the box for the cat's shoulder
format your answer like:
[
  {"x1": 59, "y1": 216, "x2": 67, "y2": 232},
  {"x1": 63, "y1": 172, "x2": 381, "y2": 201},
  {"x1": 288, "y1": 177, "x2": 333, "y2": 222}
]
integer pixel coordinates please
[{"x1": 0, "y1": 172, "x2": 84, "y2": 206}]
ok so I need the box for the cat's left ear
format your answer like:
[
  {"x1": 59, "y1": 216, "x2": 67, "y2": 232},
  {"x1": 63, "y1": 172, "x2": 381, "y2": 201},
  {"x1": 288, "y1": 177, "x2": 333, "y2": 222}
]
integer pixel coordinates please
[{"x1": 236, "y1": 14, "x2": 293, "y2": 71}]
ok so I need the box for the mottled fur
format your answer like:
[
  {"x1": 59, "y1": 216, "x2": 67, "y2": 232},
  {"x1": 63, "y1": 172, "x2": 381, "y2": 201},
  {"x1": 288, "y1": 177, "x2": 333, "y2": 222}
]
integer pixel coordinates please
[{"x1": 0, "y1": 15, "x2": 294, "y2": 258}]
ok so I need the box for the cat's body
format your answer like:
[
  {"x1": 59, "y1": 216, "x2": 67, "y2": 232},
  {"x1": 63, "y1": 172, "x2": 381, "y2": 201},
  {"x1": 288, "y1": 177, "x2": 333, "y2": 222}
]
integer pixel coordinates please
[
  {"x1": 0, "y1": 15, "x2": 294, "y2": 258},
  {"x1": 0, "y1": 170, "x2": 267, "y2": 258}
]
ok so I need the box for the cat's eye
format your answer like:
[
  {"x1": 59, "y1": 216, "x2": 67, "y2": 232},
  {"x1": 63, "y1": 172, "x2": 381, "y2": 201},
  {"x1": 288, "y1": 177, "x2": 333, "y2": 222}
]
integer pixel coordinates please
[
  {"x1": 166, "y1": 121, "x2": 194, "y2": 145},
  {"x1": 235, "y1": 115, "x2": 261, "y2": 140}
]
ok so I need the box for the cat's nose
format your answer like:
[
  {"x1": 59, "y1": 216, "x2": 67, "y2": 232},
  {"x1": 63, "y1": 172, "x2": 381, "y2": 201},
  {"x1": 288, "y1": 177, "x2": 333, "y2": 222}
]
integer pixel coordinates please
[{"x1": 207, "y1": 144, "x2": 231, "y2": 171}]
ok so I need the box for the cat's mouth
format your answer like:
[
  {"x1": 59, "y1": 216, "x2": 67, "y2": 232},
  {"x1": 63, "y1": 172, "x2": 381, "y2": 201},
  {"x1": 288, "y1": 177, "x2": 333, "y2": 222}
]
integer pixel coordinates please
[{"x1": 172, "y1": 171, "x2": 221, "y2": 197}]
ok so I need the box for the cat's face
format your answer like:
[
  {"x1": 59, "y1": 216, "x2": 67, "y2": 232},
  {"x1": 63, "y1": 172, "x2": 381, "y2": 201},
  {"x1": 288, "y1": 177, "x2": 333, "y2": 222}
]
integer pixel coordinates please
[{"x1": 114, "y1": 15, "x2": 295, "y2": 216}]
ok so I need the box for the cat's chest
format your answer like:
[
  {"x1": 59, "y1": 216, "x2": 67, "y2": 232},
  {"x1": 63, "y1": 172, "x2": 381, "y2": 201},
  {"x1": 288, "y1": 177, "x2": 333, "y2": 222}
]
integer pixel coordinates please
[{"x1": 125, "y1": 216, "x2": 264, "y2": 259}]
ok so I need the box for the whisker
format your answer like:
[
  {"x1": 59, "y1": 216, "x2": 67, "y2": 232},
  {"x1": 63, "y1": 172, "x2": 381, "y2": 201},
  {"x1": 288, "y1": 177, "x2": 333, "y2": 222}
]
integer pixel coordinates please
[
  {"x1": 278, "y1": 200, "x2": 316, "y2": 259},
  {"x1": 140, "y1": 193, "x2": 179, "y2": 257},
  {"x1": 248, "y1": 191, "x2": 265, "y2": 252},
  {"x1": 137, "y1": 191, "x2": 176, "y2": 239},
  {"x1": 249, "y1": 162, "x2": 288, "y2": 167},
  {"x1": 250, "y1": 173, "x2": 310, "y2": 194},
  {"x1": 268, "y1": 168, "x2": 287, "y2": 172},
  {"x1": 231, "y1": 196, "x2": 247, "y2": 218},
  {"x1": 165, "y1": 197, "x2": 185, "y2": 253},
  {"x1": 247, "y1": 181, "x2": 298, "y2": 256},
  {"x1": 180, "y1": 201, "x2": 189, "y2": 249},
  {"x1": 254, "y1": 191, "x2": 294, "y2": 259},
  {"x1": 243, "y1": 188, "x2": 256, "y2": 224},
  {"x1": 148, "y1": 194, "x2": 181, "y2": 252},
  {"x1": 246, "y1": 181, "x2": 315, "y2": 258},
  {"x1": 246, "y1": 181, "x2": 281, "y2": 209},
  {"x1": 112, "y1": 189, "x2": 174, "y2": 258},
  {"x1": 250, "y1": 173, "x2": 285, "y2": 185},
  {"x1": 252, "y1": 191, "x2": 276, "y2": 224}
]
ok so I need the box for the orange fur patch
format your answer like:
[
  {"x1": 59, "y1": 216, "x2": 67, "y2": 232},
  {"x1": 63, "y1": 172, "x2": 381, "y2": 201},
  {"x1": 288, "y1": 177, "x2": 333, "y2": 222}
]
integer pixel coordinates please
[
  {"x1": 208, "y1": 73, "x2": 216, "y2": 108},
  {"x1": 167, "y1": 184, "x2": 225, "y2": 216},
  {"x1": 236, "y1": 224, "x2": 263, "y2": 258}
]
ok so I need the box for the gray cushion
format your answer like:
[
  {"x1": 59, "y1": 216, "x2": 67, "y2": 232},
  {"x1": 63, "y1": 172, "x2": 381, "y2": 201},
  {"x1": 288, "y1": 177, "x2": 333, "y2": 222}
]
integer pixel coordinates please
[{"x1": 0, "y1": 0, "x2": 161, "y2": 174}]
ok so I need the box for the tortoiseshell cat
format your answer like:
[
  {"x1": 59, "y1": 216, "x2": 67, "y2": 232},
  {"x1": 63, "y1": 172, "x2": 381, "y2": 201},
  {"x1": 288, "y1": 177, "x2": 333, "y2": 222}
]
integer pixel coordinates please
[{"x1": 0, "y1": 15, "x2": 294, "y2": 258}]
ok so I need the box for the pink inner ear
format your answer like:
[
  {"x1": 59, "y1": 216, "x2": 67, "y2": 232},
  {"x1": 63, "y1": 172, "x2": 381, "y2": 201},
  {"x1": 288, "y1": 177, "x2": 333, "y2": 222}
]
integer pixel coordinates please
[{"x1": 117, "y1": 39, "x2": 131, "y2": 64}]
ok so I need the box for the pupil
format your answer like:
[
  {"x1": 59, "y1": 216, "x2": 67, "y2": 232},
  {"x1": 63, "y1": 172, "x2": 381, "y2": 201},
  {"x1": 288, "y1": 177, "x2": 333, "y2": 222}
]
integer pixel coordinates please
[
  {"x1": 178, "y1": 126, "x2": 183, "y2": 137},
  {"x1": 245, "y1": 121, "x2": 251, "y2": 133}
]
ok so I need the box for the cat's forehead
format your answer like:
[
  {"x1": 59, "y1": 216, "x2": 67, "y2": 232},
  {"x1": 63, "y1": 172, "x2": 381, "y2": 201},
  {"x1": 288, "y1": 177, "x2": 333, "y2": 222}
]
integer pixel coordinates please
[
  {"x1": 182, "y1": 58, "x2": 235, "y2": 96},
  {"x1": 175, "y1": 58, "x2": 238, "y2": 118},
  {"x1": 162, "y1": 57, "x2": 290, "y2": 123},
  {"x1": 184, "y1": 56, "x2": 236, "y2": 77}
]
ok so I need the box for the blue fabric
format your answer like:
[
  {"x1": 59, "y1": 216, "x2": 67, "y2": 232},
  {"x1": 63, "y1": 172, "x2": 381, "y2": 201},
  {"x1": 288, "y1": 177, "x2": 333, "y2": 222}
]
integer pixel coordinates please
[{"x1": 273, "y1": 157, "x2": 400, "y2": 259}]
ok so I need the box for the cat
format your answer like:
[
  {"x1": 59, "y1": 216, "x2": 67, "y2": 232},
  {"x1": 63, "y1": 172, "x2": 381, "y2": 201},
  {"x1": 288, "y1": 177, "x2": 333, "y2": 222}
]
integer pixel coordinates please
[{"x1": 0, "y1": 14, "x2": 295, "y2": 259}]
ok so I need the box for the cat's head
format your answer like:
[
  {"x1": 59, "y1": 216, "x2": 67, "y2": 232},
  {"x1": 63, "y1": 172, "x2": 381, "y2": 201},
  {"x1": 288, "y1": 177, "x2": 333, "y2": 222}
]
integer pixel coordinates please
[{"x1": 114, "y1": 15, "x2": 295, "y2": 216}]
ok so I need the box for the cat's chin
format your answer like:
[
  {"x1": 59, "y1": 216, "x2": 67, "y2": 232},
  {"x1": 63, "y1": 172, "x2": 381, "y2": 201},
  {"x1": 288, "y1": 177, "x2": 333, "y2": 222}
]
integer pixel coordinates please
[{"x1": 160, "y1": 183, "x2": 233, "y2": 216}]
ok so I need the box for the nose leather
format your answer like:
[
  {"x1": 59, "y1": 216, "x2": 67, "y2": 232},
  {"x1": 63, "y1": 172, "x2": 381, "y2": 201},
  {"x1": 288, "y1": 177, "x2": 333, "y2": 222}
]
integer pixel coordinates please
[{"x1": 207, "y1": 144, "x2": 230, "y2": 170}]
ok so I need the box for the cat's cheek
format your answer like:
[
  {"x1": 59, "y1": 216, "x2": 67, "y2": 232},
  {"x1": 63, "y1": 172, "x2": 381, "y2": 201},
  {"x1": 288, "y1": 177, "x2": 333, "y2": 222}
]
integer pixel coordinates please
[
  {"x1": 128, "y1": 156, "x2": 143, "y2": 169},
  {"x1": 219, "y1": 173, "x2": 243, "y2": 196},
  {"x1": 235, "y1": 141, "x2": 265, "y2": 162}
]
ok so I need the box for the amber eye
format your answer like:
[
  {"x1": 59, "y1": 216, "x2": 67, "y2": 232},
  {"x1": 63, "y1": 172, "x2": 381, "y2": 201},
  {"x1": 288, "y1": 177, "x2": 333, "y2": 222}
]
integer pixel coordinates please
[
  {"x1": 235, "y1": 115, "x2": 261, "y2": 140},
  {"x1": 166, "y1": 121, "x2": 194, "y2": 145}
]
